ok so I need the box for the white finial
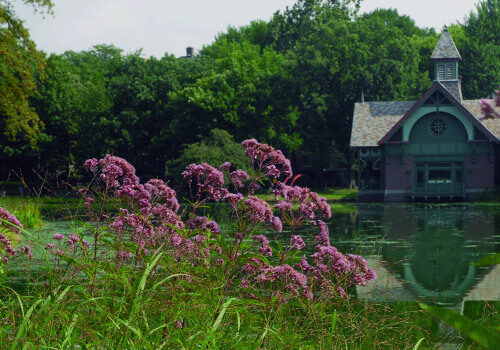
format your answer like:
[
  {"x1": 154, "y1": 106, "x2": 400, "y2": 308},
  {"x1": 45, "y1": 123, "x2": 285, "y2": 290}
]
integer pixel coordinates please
[{"x1": 361, "y1": 90, "x2": 365, "y2": 103}]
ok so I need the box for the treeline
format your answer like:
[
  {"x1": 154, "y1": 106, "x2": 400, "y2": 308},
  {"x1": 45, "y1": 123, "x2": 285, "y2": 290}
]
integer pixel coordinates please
[{"x1": 1, "y1": 0, "x2": 499, "y2": 187}]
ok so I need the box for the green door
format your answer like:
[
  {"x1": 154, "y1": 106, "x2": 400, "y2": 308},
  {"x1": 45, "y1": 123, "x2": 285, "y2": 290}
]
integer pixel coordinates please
[{"x1": 413, "y1": 162, "x2": 464, "y2": 198}]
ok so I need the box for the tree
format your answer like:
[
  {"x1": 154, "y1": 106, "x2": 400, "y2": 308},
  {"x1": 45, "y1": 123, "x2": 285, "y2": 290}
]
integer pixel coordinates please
[
  {"x1": 0, "y1": 0, "x2": 53, "y2": 144},
  {"x1": 456, "y1": 0, "x2": 500, "y2": 98},
  {"x1": 170, "y1": 128, "x2": 249, "y2": 180},
  {"x1": 167, "y1": 40, "x2": 301, "y2": 157}
]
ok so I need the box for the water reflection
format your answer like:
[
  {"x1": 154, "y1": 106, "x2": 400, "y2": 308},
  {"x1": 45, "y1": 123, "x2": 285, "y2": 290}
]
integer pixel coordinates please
[
  {"x1": 348, "y1": 204, "x2": 499, "y2": 304},
  {"x1": 205, "y1": 202, "x2": 498, "y2": 304}
]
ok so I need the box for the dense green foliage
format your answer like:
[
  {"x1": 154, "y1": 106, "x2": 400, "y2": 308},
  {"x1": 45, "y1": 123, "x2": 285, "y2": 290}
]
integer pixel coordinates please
[
  {"x1": 0, "y1": 0, "x2": 498, "y2": 187},
  {"x1": 171, "y1": 129, "x2": 250, "y2": 177},
  {"x1": 0, "y1": 0, "x2": 53, "y2": 145}
]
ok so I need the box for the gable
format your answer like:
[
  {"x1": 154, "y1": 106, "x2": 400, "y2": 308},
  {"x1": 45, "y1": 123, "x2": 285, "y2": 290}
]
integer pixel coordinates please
[
  {"x1": 350, "y1": 96, "x2": 500, "y2": 148},
  {"x1": 408, "y1": 112, "x2": 467, "y2": 143},
  {"x1": 377, "y1": 82, "x2": 498, "y2": 145}
]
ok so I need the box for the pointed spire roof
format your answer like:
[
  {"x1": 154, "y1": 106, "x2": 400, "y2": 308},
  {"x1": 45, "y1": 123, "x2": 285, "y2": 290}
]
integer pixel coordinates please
[{"x1": 431, "y1": 26, "x2": 461, "y2": 60}]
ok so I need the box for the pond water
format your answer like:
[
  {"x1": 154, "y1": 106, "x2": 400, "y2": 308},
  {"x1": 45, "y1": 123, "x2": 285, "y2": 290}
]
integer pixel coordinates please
[
  {"x1": 9, "y1": 202, "x2": 500, "y2": 308},
  {"x1": 327, "y1": 204, "x2": 499, "y2": 307}
]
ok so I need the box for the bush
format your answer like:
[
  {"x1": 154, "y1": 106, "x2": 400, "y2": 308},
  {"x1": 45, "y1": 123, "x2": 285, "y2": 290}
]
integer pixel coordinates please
[{"x1": 170, "y1": 128, "x2": 250, "y2": 179}]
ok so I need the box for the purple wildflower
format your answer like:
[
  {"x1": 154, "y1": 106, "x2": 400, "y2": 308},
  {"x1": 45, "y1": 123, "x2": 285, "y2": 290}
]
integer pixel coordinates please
[
  {"x1": 244, "y1": 196, "x2": 273, "y2": 224},
  {"x1": 275, "y1": 201, "x2": 293, "y2": 211},
  {"x1": 0, "y1": 233, "x2": 16, "y2": 257},
  {"x1": 219, "y1": 162, "x2": 231, "y2": 172},
  {"x1": 290, "y1": 235, "x2": 306, "y2": 250},
  {"x1": 84, "y1": 158, "x2": 98, "y2": 172},
  {"x1": 271, "y1": 216, "x2": 283, "y2": 232},
  {"x1": 53, "y1": 234, "x2": 64, "y2": 241},
  {"x1": 182, "y1": 163, "x2": 225, "y2": 201},
  {"x1": 23, "y1": 245, "x2": 33, "y2": 259},
  {"x1": 84, "y1": 196, "x2": 94, "y2": 209},
  {"x1": 171, "y1": 234, "x2": 182, "y2": 247},
  {"x1": 480, "y1": 99, "x2": 499, "y2": 120},
  {"x1": 253, "y1": 235, "x2": 269, "y2": 246},
  {"x1": 0, "y1": 207, "x2": 23, "y2": 234},
  {"x1": 241, "y1": 139, "x2": 292, "y2": 179},
  {"x1": 223, "y1": 193, "x2": 244, "y2": 205},
  {"x1": 117, "y1": 250, "x2": 132, "y2": 262},
  {"x1": 229, "y1": 169, "x2": 249, "y2": 187}
]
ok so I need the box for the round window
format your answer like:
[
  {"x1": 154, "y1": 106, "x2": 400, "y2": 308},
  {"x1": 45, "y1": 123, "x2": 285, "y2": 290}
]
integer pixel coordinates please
[{"x1": 429, "y1": 118, "x2": 447, "y2": 137}]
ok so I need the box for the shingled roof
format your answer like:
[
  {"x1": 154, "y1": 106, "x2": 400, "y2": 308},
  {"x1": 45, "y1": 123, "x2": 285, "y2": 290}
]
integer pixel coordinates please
[
  {"x1": 440, "y1": 80, "x2": 463, "y2": 101},
  {"x1": 350, "y1": 99, "x2": 500, "y2": 147},
  {"x1": 431, "y1": 27, "x2": 461, "y2": 60}
]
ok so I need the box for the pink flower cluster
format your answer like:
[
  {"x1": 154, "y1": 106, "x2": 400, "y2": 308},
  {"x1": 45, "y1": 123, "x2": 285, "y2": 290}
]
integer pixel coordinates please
[
  {"x1": 0, "y1": 207, "x2": 23, "y2": 234},
  {"x1": 84, "y1": 158, "x2": 98, "y2": 172},
  {"x1": 255, "y1": 264, "x2": 310, "y2": 298},
  {"x1": 241, "y1": 221, "x2": 376, "y2": 301},
  {"x1": 94, "y1": 155, "x2": 140, "y2": 189},
  {"x1": 244, "y1": 196, "x2": 282, "y2": 232},
  {"x1": 253, "y1": 234, "x2": 272, "y2": 256},
  {"x1": 110, "y1": 201, "x2": 184, "y2": 252},
  {"x1": 295, "y1": 222, "x2": 376, "y2": 299},
  {"x1": 480, "y1": 89, "x2": 500, "y2": 120},
  {"x1": 182, "y1": 163, "x2": 226, "y2": 201},
  {"x1": 76, "y1": 138, "x2": 375, "y2": 303},
  {"x1": 0, "y1": 233, "x2": 16, "y2": 260},
  {"x1": 187, "y1": 216, "x2": 220, "y2": 235},
  {"x1": 273, "y1": 183, "x2": 331, "y2": 228},
  {"x1": 223, "y1": 193, "x2": 244, "y2": 206},
  {"x1": 229, "y1": 169, "x2": 249, "y2": 188},
  {"x1": 241, "y1": 139, "x2": 292, "y2": 180},
  {"x1": 46, "y1": 233, "x2": 91, "y2": 256},
  {"x1": 145, "y1": 179, "x2": 180, "y2": 212},
  {"x1": 0, "y1": 207, "x2": 33, "y2": 263},
  {"x1": 83, "y1": 156, "x2": 185, "y2": 256},
  {"x1": 83, "y1": 155, "x2": 227, "y2": 266}
]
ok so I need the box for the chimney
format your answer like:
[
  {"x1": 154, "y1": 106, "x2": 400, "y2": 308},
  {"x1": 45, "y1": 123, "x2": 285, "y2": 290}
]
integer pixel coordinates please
[{"x1": 186, "y1": 47, "x2": 194, "y2": 58}]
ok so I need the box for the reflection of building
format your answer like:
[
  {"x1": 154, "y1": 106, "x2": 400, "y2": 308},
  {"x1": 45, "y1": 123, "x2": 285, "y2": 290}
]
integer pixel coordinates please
[
  {"x1": 350, "y1": 27, "x2": 499, "y2": 202},
  {"x1": 355, "y1": 205, "x2": 497, "y2": 305}
]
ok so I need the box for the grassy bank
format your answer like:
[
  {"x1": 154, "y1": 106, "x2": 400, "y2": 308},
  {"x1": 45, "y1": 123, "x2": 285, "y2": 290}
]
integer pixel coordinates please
[{"x1": 0, "y1": 277, "x2": 441, "y2": 348}]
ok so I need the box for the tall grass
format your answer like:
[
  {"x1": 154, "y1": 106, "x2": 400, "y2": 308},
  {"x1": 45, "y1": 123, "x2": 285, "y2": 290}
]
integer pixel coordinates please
[{"x1": 0, "y1": 270, "x2": 442, "y2": 348}]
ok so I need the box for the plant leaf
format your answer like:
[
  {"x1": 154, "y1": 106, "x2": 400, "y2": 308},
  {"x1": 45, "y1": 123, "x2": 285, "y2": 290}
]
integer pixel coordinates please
[
  {"x1": 413, "y1": 337, "x2": 425, "y2": 350},
  {"x1": 419, "y1": 303, "x2": 500, "y2": 349}
]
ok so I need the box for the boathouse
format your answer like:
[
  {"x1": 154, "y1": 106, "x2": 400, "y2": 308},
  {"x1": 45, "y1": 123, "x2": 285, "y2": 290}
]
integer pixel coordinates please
[{"x1": 350, "y1": 27, "x2": 500, "y2": 202}]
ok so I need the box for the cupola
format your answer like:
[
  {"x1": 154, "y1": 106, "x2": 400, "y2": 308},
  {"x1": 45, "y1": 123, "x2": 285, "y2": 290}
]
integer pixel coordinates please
[{"x1": 431, "y1": 26, "x2": 463, "y2": 100}]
